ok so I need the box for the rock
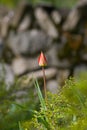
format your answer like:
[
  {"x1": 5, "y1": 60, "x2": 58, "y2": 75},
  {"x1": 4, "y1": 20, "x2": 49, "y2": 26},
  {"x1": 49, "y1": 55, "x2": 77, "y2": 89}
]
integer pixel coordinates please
[
  {"x1": 1, "y1": 15, "x2": 10, "y2": 38},
  {"x1": 12, "y1": 56, "x2": 40, "y2": 73},
  {"x1": 17, "y1": 14, "x2": 31, "y2": 32},
  {"x1": 0, "y1": 5, "x2": 9, "y2": 18},
  {"x1": 77, "y1": 0, "x2": 87, "y2": 8},
  {"x1": 35, "y1": 2, "x2": 55, "y2": 11},
  {"x1": 0, "y1": 11, "x2": 14, "y2": 38},
  {"x1": 81, "y1": 52, "x2": 87, "y2": 61},
  {"x1": 80, "y1": 46, "x2": 87, "y2": 61},
  {"x1": 46, "y1": 44, "x2": 59, "y2": 67},
  {"x1": 58, "y1": 8, "x2": 70, "y2": 20},
  {"x1": 47, "y1": 80, "x2": 60, "y2": 93},
  {"x1": 51, "y1": 10, "x2": 62, "y2": 25},
  {"x1": 82, "y1": 54, "x2": 87, "y2": 61},
  {"x1": 35, "y1": 7, "x2": 58, "y2": 38},
  {"x1": 13, "y1": 91, "x2": 27, "y2": 98},
  {"x1": 62, "y1": 0, "x2": 87, "y2": 31},
  {"x1": 57, "y1": 69, "x2": 70, "y2": 86},
  {"x1": 74, "y1": 64, "x2": 87, "y2": 79},
  {"x1": 12, "y1": 57, "x2": 28, "y2": 75},
  {"x1": 11, "y1": 1, "x2": 33, "y2": 28},
  {"x1": 57, "y1": 59, "x2": 71, "y2": 68},
  {"x1": 0, "y1": 63, "x2": 14, "y2": 89},
  {"x1": 8, "y1": 30, "x2": 52, "y2": 55},
  {"x1": 26, "y1": 67, "x2": 57, "y2": 81},
  {"x1": 0, "y1": 38, "x2": 4, "y2": 58},
  {"x1": 62, "y1": 8, "x2": 81, "y2": 31},
  {"x1": 63, "y1": 33, "x2": 83, "y2": 50},
  {"x1": 46, "y1": 44, "x2": 71, "y2": 68},
  {"x1": 27, "y1": 57, "x2": 39, "y2": 70},
  {"x1": 83, "y1": 29, "x2": 87, "y2": 46}
]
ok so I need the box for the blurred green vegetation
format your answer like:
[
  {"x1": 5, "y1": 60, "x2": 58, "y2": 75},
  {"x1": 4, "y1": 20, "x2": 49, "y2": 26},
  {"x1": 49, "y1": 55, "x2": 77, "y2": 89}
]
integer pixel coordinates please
[
  {"x1": 0, "y1": 68, "x2": 87, "y2": 130},
  {"x1": 0, "y1": 76, "x2": 39, "y2": 130},
  {"x1": 0, "y1": 0, "x2": 79, "y2": 8},
  {"x1": 0, "y1": 0, "x2": 18, "y2": 8},
  {"x1": 22, "y1": 77, "x2": 87, "y2": 130}
]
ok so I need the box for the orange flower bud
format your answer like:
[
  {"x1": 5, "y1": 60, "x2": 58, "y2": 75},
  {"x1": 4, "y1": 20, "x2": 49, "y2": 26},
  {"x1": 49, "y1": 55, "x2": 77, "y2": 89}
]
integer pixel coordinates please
[{"x1": 38, "y1": 52, "x2": 47, "y2": 67}]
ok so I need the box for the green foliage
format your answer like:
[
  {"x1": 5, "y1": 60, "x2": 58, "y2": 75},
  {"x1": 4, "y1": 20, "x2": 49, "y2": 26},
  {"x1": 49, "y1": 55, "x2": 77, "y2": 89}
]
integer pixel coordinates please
[
  {"x1": 26, "y1": 0, "x2": 78, "y2": 8},
  {"x1": 0, "y1": 0, "x2": 78, "y2": 8},
  {"x1": 0, "y1": 0, "x2": 19, "y2": 8},
  {"x1": 0, "y1": 76, "x2": 38, "y2": 130},
  {"x1": 1, "y1": 67, "x2": 87, "y2": 130},
  {"x1": 34, "y1": 79, "x2": 46, "y2": 110},
  {"x1": 19, "y1": 122, "x2": 24, "y2": 130},
  {"x1": 22, "y1": 78, "x2": 87, "y2": 130}
]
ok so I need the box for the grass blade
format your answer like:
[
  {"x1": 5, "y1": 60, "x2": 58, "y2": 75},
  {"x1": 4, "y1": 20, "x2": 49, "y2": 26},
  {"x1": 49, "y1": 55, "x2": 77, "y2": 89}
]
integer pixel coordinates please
[
  {"x1": 18, "y1": 122, "x2": 24, "y2": 130},
  {"x1": 34, "y1": 79, "x2": 47, "y2": 110}
]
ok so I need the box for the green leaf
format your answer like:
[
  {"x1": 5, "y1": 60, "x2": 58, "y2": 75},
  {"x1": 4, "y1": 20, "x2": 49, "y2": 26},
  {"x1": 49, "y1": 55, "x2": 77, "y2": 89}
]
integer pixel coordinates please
[
  {"x1": 12, "y1": 103, "x2": 35, "y2": 114},
  {"x1": 34, "y1": 79, "x2": 47, "y2": 110},
  {"x1": 19, "y1": 122, "x2": 24, "y2": 130},
  {"x1": 34, "y1": 79, "x2": 51, "y2": 129}
]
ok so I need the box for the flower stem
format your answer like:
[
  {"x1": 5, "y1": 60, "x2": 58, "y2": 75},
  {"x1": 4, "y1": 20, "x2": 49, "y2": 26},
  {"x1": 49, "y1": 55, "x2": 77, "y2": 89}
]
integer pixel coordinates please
[{"x1": 42, "y1": 67, "x2": 47, "y2": 100}]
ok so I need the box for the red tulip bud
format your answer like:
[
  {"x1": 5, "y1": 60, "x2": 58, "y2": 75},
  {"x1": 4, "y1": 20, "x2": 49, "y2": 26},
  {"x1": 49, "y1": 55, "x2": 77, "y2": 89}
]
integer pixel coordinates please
[{"x1": 38, "y1": 52, "x2": 47, "y2": 67}]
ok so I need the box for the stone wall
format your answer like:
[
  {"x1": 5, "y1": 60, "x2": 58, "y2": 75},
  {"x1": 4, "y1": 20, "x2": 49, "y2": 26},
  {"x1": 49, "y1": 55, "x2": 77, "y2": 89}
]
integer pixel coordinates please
[{"x1": 0, "y1": 0, "x2": 87, "y2": 92}]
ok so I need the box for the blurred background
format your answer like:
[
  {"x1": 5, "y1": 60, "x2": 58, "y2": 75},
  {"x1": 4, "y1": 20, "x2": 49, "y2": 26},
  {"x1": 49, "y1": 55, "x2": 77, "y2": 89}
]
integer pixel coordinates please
[
  {"x1": 0, "y1": 0, "x2": 87, "y2": 130},
  {"x1": 0, "y1": 0, "x2": 78, "y2": 8}
]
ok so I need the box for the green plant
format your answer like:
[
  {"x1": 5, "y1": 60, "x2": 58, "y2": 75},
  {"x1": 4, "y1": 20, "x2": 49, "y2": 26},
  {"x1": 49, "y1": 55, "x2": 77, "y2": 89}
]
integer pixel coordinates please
[
  {"x1": 0, "y1": 0, "x2": 78, "y2": 8},
  {"x1": 0, "y1": 75, "x2": 39, "y2": 130},
  {"x1": 38, "y1": 52, "x2": 48, "y2": 100},
  {"x1": 21, "y1": 78, "x2": 87, "y2": 130},
  {"x1": 0, "y1": 0, "x2": 19, "y2": 8}
]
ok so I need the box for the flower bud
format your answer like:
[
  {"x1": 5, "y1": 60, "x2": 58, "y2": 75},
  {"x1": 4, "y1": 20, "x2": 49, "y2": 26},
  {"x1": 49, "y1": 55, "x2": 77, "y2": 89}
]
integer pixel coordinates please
[{"x1": 38, "y1": 52, "x2": 47, "y2": 67}]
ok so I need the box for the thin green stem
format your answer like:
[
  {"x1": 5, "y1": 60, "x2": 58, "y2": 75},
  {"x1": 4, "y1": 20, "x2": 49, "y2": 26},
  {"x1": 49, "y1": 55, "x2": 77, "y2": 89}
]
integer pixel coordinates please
[{"x1": 42, "y1": 67, "x2": 47, "y2": 100}]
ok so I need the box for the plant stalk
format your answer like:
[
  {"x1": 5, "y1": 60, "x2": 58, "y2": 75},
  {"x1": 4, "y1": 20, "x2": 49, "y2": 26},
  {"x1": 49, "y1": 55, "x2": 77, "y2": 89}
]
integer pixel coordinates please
[{"x1": 42, "y1": 67, "x2": 47, "y2": 100}]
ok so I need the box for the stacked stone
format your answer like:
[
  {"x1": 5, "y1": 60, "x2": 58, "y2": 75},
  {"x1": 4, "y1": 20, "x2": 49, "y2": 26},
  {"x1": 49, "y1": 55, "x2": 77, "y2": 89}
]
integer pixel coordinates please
[{"x1": 0, "y1": 0, "x2": 87, "y2": 93}]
